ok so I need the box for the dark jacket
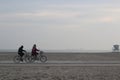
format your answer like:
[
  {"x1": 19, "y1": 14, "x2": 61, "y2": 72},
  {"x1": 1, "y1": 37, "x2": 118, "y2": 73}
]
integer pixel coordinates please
[{"x1": 18, "y1": 46, "x2": 25, "y2": 53}]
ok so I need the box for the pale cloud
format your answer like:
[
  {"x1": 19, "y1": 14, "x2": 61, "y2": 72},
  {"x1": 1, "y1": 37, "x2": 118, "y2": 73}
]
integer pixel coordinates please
[
  {"x1": 85, "y1": 17, "x2": 114, "y2": 23},
  {"x1": 16, "y1": 11, "x2": 81, "y2": 19},
  {"x1": 99, "y1": 17, "x2": 113, "y2": 23},
  {"x1": 0, "y1": 3, "x2": 120, "y2": 26},
  {"x1": 103, "y1": 8, "x2": 120, "y2": 12},
  {"x1": 0, "y1": 11, "x2": 81, "y2": 20}
]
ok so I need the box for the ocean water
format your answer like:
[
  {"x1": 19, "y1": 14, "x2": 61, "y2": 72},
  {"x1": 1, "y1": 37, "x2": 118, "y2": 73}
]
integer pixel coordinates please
[{"x1": 0, "y1": 49, "x2": 113, "y2": 53}]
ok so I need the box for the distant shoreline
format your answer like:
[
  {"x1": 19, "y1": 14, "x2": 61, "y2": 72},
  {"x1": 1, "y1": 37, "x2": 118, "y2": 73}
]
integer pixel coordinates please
[{"x1": 0, "y1": 51, "x2": 118, "y2": 54}]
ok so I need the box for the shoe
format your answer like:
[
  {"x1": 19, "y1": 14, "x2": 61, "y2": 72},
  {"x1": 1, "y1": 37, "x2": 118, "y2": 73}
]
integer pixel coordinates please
[
  {"x1": 21, "y1": 59, "x2": 23, "y2": 62},
  {"x1": 20, "y1": 58, "x2": 23, "y2": 62}
]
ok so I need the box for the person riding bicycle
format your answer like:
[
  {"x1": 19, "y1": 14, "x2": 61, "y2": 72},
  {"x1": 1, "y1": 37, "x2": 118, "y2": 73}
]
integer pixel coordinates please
[
  {"x1": 18, "y1": 45, "x2": 26, "y2": 61},
  {"x1": 31, "y1": 44, "x2": 40, "y2": 58}
]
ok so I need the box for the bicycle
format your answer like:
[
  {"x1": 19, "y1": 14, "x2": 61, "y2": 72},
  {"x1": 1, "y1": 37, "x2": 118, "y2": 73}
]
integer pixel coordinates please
[
  {"x1": 28, "y1": 51, "x2": 47, "y2": 63},
  {"x1": 13, "y1": 51, "x2": 31, "y2": 63}
]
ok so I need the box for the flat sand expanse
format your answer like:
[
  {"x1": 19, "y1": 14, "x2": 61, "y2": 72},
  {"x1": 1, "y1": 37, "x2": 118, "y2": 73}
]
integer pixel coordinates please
[
  {"x1": 0, "y1": 65, "x2": 120, "y2": 80},
  {"x1": 0, "y1": 52, "x2": 120, "y2": 80}
]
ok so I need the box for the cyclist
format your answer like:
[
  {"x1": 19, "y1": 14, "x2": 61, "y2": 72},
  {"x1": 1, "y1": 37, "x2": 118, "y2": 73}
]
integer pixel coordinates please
[
  {"x1": 31, "y1": 44, "x2": 39, "y2": 58},
  {"x1": 18, "y1": 45, "x2": 26, "y2": 61}
]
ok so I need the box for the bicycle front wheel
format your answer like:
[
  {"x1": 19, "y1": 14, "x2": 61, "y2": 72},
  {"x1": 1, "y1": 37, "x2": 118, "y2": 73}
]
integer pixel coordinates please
[
  {"x1": 13, "y1": 55, "x2": 21, "y2": 63},
  {"x1": 40, "y1": 55, "x2": 47, "y2": 63}
]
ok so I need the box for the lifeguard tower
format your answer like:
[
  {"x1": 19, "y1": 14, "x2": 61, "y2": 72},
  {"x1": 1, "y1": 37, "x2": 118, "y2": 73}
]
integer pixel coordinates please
[{"x1": 112, "y1": 44, "x2": 119, "y2": 52}]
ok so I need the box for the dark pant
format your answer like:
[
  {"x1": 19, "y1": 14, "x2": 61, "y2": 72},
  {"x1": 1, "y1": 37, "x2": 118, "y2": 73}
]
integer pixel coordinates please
[{"x1": 18, "y1": 52, "x2": 24, "y2": 57}]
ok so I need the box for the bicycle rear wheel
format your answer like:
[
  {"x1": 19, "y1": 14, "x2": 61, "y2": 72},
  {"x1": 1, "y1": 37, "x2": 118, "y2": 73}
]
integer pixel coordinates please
[
  {"x1": 28, "y1": 56, "x2": 36, "y2": 63},
  {"x1": 24, "y1": 55, "x2": 32, "y2": 63}
]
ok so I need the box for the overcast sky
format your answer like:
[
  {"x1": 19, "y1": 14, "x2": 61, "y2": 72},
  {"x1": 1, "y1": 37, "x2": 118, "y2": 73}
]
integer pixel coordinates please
[{"x1": 0, "y1": 0, "x2": 120, "y2": 50}]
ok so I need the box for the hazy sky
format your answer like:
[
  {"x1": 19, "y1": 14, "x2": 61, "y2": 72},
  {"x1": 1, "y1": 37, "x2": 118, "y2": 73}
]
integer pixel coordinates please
[{"x1": 0, "y1": 0, "x2": 120, "y2": 50}]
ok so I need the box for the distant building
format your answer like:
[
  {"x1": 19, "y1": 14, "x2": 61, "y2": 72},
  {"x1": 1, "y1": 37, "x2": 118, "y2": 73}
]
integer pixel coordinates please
[{"x1": 113, "y1": 44, "x2": 119, "y2": 52}]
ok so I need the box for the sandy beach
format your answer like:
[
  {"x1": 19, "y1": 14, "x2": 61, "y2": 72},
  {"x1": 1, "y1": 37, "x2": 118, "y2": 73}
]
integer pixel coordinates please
[
  {"x1": 0, "y1": 52, "x2": 120, "y2": 80},
  {"x1": 0, "y1": 65, "x2": 120, "y2": 80}
]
